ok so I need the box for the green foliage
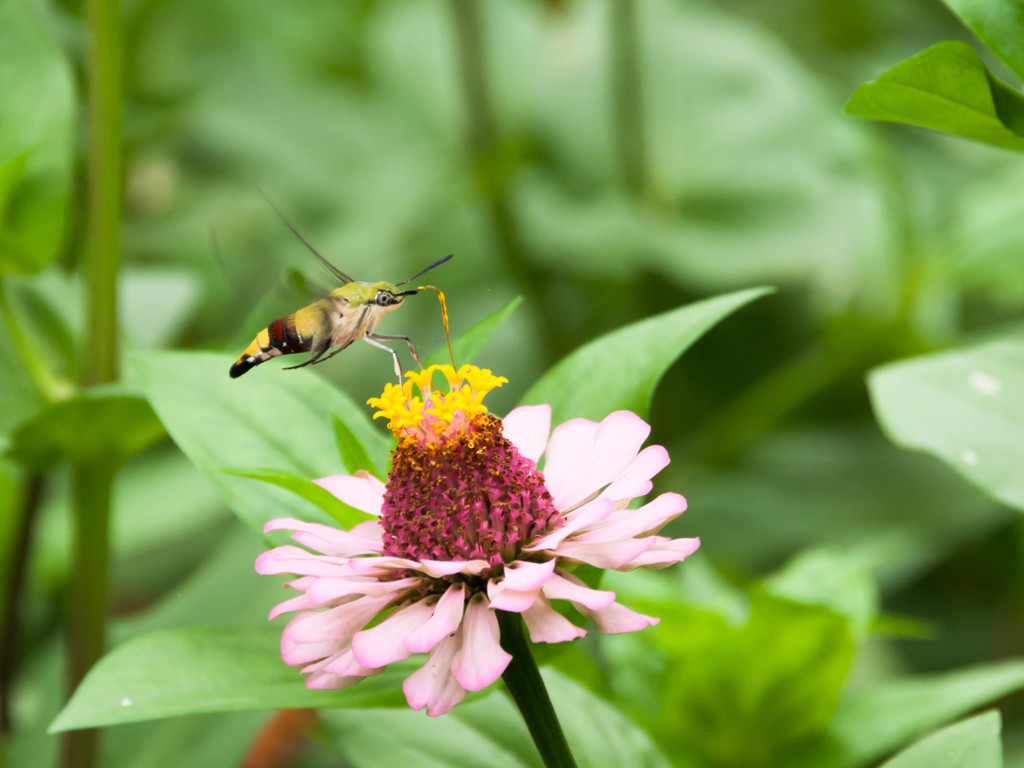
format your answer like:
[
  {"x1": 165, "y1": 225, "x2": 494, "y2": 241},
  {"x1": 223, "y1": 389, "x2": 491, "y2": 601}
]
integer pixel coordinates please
[
  {"x1": 522, "y1": 288, "x2": 771, "y2": 423},
  {"x1": 869, "y1": 341, "x2": 1024, "y2": 512},
  {"x1": 0, "y1": 0, "x2": 74, "y2": 274},
  {"x1": 943, "y1": 0, "x2": 1024, "y2": 80},
  {"x1": 131, "y1": 350, "x2": 389, "y2": 533},
  {"x1": 320, "y1": 670, "x2": 672, "y2": 768},
  {"x1": 879, "y1": 711, "x2": 1002, "y2": 768},
  {"x1": 424, "y1": 295, "x2": 523, "y2": 368},
  {"x1": 832, "y1": 660, "x2": 1024, "y2": 767},
  {"x1": 846, "y1": 41, "x2": 1024, "y2": 150},
  {"x1": 223, "y1": 467, "x2": 373, "y2": 529},
  {"x1": 6, "y1": 390, "x2": 164, "y2": 469},
  {"x1": 49, "y1": 626, "x2": 409, "y2": 732}
]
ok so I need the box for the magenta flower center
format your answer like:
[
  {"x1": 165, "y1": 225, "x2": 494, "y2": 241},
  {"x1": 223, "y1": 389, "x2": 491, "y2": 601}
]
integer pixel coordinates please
[{"x1": 380, "y1": 414, "x2": 561, "y2": 566}]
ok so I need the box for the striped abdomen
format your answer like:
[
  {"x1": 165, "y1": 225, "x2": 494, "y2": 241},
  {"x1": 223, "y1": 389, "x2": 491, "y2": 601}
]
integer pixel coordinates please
[{"x1": 230, "y1": 311, "x2": 312, "y2": 378}]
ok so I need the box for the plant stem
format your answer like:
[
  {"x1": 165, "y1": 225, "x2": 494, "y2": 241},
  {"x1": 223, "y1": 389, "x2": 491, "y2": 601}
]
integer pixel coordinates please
[
  {"x1": 0, "y1": 473, "x2": 45, "y2": 733},
  {"x1": 61, "y1": 0, "x2": 122, "y2": 764},
  {"x1": 497, "y1": 610, "x2": 578, "y2": 768},
  {"x1": 62, "y1": 462, "x2": 115, "y2": 768},
  {"x1": 611, "y1": 0, "x2": 646, "y2": 197},
  {"x1": 449, "y1": 0, "x2": 566, "y2": 363}
]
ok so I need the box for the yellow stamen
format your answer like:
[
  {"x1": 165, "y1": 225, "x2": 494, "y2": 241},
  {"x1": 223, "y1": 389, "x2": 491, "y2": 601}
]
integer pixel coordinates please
[{"x1": 368, "y1": 364, "x2": 506, "y2": 435}]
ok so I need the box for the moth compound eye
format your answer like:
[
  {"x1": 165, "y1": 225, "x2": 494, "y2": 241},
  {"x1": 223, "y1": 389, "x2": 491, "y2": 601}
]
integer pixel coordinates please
[{"x1": 377, "y1": 292, "x2": 393, "y2": 306}]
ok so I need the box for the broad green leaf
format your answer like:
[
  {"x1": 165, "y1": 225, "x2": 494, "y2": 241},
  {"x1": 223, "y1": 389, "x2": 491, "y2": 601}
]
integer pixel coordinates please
[
  {"x1": 321, "y1": 669, "x2": 672, "y2": 768},
  {"x1": 425, "y1": 296, "x2": 523, "y2": 367},
  {"x1": 50, "y1": 626, "x2": 408, "y2": 732},
  {"x1": 0, "y1": 0, "x2": 75, "y2": 273},
  {"x1": 131, "y1": 350, "x2": 389, "y2": 533},
  {"x1": 880, "y1": 711, "x2": 1002, "y2": 768},
  {"x1": 846, "y1": 42, "x2": 1024, "y2": 152},
  {"x1": 944, "y1": 0, "x2": 1024, "y2": 81},
  {"x1": 521, "y1": 287, "x2": 771, "y2": 423},
  {"x1": 601, "y1": 591, "x2": 853, "y2": 768},
  {"x1": 333, "y1": 415, "x2": 384, "y2": 476},
  {"x1": 832, "y1": 660, "x2": 1024, "y2": 768},
  {"x1": 224, "y1": 467, "x2": 373, "y2": 529},
  {"x1": 763, "y1": 548, "x2": 879, "y2": 639},
  {"x1": 869, "y1": 341, "x2": 1024, "y2": 512},
  {"x1": 6, "y1": 389, "x2": 164, "y2": 469}
]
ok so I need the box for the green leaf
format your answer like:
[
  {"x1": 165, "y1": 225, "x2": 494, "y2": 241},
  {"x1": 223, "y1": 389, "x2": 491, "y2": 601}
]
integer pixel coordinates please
[
  {"x1": 846, "y1": 41, "x2": 1024, "y2": 152},
  {"x1": 763, "y1": 547, "x2": 879, "y2": 639},
  {"x1": 869, "y1": 341, "x2": 1024, "y2": 513},
  {"x1": 424, "y1": 296, "x2": 523, "y2": 367},
  {"x1": 223, "y1": 467, "x2": 373, "y2": 529},
  {"x1": 321, "y1": 669, "x2": 672, "y2": 768},
  {"x1": 943, "y1": 0, "x2": 1024, "y2": 81},
  {"x1": 49, "y1": 626, "x2": 408, "y2": 732},
  {"x1": 6, "y1": 389, "x2": 164, "y2": 469},
  {"x1": 333, "y1": 415, "x2": 383, "y2": 476},
  {"x1": 131, "y1": 350, "x2": 390, "y2": 533},
  {"x1": 521, "y1": 287, "x2": 771, "y2": 423},
  {"x1": 0, "y1": 0, "x2": 75, "y2": 274},
  {"x1": 832, "y1": 660, "x2": 1024, "y2": 767},
  {"x1": 879, "y1": 711, "x2": 1002, "y2": 768},
  {"x1": 601, "y1": 591, "x2": 853, "y2": 768}
]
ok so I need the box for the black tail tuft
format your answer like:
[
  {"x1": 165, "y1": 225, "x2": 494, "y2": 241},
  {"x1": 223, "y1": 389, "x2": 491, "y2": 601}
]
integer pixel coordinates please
[{"x1": 229, "y1": 358, "x2": 255, "y2": 378}]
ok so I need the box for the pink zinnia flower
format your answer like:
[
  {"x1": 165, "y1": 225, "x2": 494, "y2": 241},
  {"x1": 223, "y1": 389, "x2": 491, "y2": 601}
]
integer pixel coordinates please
[{"x1": 256, "y1": 365, "x2": 699, "y2": 716}]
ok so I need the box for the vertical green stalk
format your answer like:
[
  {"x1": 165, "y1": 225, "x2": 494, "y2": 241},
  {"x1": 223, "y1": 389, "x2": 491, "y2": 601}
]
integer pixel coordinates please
[
  {"x1": 611, "y1": 0, "x2": 646, "y2": 197},
  {"x1": 497, "y1": 611, "x2": 578, "y2": 768},
  {"x1": 449, "y1": 0, "x2": 565, "y2": 361},
  {"x1": 61, "y1": 0, "x2": 122, "y2": 764}
]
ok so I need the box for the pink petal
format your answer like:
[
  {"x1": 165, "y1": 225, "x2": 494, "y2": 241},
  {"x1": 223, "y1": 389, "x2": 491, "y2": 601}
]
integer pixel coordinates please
[
  {"x1": 281, "y1": 626, "x2": 345, "y2": 666},
  {"x1": 285, "y1": 594, "x2": 392, "y2": 644},
  {"x1": 486, "y1": 560, "x2": 557, "y2": 612},
  {"x1": 549, "y1": 537, "x2": 655, "y2": 570},
  {"x1": 573, "y1": 493, "x2": 687, "y2": 543},
  {"x1": 583, "y1": 601, "x2": 659, "y2": 634},
  {"x1": 522, "y1": 596, "x2": 587, "y2": 643},
  {"x1": 403, "y1": 635, "x2": 468, "y2": 716},
  {"x1": 305, "y1": 576, "x2": 420, "y2": 604},
  {"x1": 255, "y1": 546, "x2": 351, "y2": 578},
  {"x1": 351, "y1": 600, "x2": 436, "y2": 668},
  {"x1": 263, "y1": 517, "x2": 383, "y2": 556},
  {"x1": 501, "y1": 405, "x2": 551, "y2": 464},
  {"x1": 450, "y1": 595, "x2": 511, "y2": 691},
  {"x1": 541, "y1": 572, "x2": 616, "y2": 610},
  {"x1": 599, "y1": 445, "x2": 670, "y2": 503},
  {"x1": 541, "y1": 418, "x2": 599, "y2": 504},
  {"x1": 305, "y1": 669, "x2": 367, "y2": 689},
  {"x1": 417, "y1": 559, "x2": 492, "y2": 578},
  {"x1": 546, "y1": 412, "x2": 651, "y2": 511},
  {"x1": 269, "y1": 592, "x2": 322, "y2": 620},
  {"x1": 405, "y1": 583, "x2": 467, "y2": 654},
  {"x1": 314, "y1": 474, "x2": 384, "y2": 516},
  {"x1": 323, "y1": 648, "x2": 381, "y2": 679},
  {"x1": 525, "y1": 499, "x2": 614, "y2": 552},
  {"x1": 619, "y1": 537, "x2": 700, "y2": 570}
]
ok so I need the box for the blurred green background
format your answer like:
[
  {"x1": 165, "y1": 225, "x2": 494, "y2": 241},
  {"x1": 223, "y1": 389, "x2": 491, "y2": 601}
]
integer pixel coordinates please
[{"x1": 3, "y1": 0, "x2": 1024, "y2": 765}]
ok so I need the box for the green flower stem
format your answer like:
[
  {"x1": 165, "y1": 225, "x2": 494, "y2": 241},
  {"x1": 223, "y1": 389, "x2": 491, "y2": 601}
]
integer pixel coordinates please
[
  {"x1": 62, "y1": 0, "x2": 122, "y2": 764},
  {"x1": 497, "y1": 610, "x2": 578, "y2": 768},
  {"x1": 61, "y1": 462, "x2": 115, "y2": 768},
  {"x1": 611, "y1": 0, "x2": 646, "y2": 197}
]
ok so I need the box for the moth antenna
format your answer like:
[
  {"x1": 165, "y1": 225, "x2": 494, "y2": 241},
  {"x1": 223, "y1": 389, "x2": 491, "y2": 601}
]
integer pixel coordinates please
[
  {"x1": 258, "y1": 189, "x2": 354, "y2": 284},
  {"x1": 397, "y1": 253, "x2": 453, "y2": 286}
]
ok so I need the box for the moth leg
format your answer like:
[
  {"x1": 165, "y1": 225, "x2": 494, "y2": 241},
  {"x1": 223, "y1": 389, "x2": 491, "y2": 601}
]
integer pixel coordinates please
[
  {"x1": 369, "y1": 333, "x2": 422, "y2": 369},
  {"x1": 282, "y1": 335, "x2": 332, "y2": 371},
  {"x1": 363, "y1": 334, "x2": 403, "y2": 380},
  {"x1": 308, "y1": 340, "x2": 354, "y2": 367}
]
